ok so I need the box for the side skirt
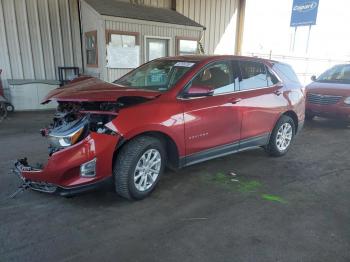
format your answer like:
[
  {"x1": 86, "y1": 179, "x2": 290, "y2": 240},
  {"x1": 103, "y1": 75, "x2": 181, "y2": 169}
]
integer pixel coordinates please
[{"x1": 179, "y1": 133, "x2": 270, "y2": 168}]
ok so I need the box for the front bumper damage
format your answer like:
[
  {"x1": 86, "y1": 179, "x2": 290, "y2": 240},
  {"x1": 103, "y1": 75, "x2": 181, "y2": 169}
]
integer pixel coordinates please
[{"x1": 12, "y1": 132, "x2": 120, "y2": 196}]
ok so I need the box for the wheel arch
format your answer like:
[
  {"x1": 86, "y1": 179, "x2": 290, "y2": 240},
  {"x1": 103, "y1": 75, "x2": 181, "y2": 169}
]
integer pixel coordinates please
[
  {"x1": 114, "y1": 130, "x2": 181, "y2": 171},
  {"x1": 281, "y1": 110, "x2": 299, "y2": 133}
]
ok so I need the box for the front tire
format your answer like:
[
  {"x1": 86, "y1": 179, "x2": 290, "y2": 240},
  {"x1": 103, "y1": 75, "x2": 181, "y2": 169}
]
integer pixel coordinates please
[
  {"x1": 113, "y1": 136, "x2": 165, "y2": 200},
  {"x1": 266, "y1": 115, "x2": 295, "y2": 157}
]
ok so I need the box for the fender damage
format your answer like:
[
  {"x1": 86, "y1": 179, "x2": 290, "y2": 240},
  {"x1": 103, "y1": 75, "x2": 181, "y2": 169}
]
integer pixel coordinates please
[{"x1": 12, "y1": 78, "x2": 160, "y2": 196}]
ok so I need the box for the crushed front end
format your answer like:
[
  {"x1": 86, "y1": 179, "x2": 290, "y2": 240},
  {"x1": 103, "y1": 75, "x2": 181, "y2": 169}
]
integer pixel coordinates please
[{"x1": 13, "y1": 101, "x2": 123, "y2": 196}]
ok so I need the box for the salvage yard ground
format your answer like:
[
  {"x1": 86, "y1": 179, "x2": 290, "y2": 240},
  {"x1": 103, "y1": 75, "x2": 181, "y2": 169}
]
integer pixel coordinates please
[{"x1": 1, "y1": 112, "x2": 350, "y2": 262}]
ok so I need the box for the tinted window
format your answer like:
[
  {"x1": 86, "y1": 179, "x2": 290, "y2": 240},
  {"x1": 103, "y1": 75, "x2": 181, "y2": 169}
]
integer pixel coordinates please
[
  {"x1": 191, "y1": 61, "x2": 235, "y2": 95},
  {"x1": 231, "y1": 60, "x2": 241, "y2": 91},
  {"x1": 272, "y1": 63, "x2": 300, "y2": 84},
  {"x1": 239, "y1": 61, "x2": 268, "y2": 90}
]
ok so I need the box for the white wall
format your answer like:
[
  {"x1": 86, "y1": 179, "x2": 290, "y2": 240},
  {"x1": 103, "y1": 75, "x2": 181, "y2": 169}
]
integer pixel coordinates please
[
  {"x1": 104, "y1": 16, "x2": 202, "y2": 81},
  {"x1": 242, "y1": 0, "x2": 350, "y2": 84}
]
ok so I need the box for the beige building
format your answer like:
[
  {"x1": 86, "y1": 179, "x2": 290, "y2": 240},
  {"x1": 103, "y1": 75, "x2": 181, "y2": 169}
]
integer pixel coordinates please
[{"x1": 0, "y1": 0, "x2": 245, "y2": 110}]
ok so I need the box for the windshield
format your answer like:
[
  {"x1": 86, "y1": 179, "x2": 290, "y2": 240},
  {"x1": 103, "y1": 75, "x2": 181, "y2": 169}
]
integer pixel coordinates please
[
  {"x1": 316, "y1": 64, "x2": 350, "y2": 84},
  {"x1": 114, "y1": 60, "x2": 196, "y2": 92}
]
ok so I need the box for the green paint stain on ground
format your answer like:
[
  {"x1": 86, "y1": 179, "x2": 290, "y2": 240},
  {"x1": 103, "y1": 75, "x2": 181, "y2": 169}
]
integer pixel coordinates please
[
  {"x1": 238, "y1": 180, "x2": 262, "y2": 193},
  {"x1": 210, "y1": 172, "x2": 262, "y2": 193},
  {"x1": 212, "y1": 172, "x2": 230, "y2": 184},
  {"x1": 208, "y1": 173, "x2": 289, "y2": 204},
  {"x1": 261, "y1": 194, "x2": 287, "y2": 204}
]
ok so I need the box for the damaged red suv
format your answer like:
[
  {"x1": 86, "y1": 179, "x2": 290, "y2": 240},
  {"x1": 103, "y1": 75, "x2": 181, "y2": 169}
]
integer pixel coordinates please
[{"x1": 14, "y1": 56, "x2": 305, "y2": 200}]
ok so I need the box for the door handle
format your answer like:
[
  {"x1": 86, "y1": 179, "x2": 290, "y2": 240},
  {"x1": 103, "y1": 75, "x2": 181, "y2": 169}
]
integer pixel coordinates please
[
  {"x1": 274, "y1": 90, "x2": 282, "y2": 96},
  {"x1": 230, "y1": 98, "x2": 242, "y2": 104}
]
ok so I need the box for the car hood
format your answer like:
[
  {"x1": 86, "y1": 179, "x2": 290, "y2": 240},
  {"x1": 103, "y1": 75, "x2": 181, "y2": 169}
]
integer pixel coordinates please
[
  {"x1": 306, "y1": 81, "x2": 350, "y2": 97},
  {"x1": 42, "y1": 78, "x2": 161, "y2": 103}
]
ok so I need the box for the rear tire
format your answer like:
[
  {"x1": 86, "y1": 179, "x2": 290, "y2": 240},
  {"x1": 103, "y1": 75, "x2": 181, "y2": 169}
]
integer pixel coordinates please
[
  {"x1": 266, "y1": 115, "x2": 295, "y2": 157},
  {"x1": 113, "y1": 135, "x2": 165, "y2": 200}
]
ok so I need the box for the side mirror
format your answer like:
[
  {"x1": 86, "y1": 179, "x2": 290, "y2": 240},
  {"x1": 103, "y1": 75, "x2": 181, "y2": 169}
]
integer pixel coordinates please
[
  {"x1": 311, "y1": 75, "x2": 317, "y2": 81},
  {"x1": 184, "y1": 85, "x2": 214, "y2": 98}
]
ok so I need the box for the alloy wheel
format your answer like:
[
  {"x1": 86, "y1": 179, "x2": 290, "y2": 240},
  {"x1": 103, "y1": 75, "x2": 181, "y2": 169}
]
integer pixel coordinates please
[
  {"x1": 134, "y1": 149, "x2": 161, "y2": 192},
  {"x1": 276, "y1": 123, "x2": 293, "y2": 151}
]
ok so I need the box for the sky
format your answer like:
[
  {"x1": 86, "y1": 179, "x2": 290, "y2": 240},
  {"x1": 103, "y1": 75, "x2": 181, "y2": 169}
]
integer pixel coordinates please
[{"x1": 242, "y1": 0, "x2": 350, "y2": 83}]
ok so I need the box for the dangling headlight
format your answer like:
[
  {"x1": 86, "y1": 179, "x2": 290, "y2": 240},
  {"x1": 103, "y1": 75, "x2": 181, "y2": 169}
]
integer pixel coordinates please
[
  {"x1": 48, "y1": 115, "x2": 89, "y2": 148},
  {"x1": 54, "y1": 127, "x2": 85, "y2": 147}
]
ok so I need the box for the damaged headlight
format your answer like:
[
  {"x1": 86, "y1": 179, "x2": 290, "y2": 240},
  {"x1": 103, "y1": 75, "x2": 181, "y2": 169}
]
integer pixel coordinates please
[
  {"x1": 48, "y1": 115, "x2": 89, "y2": 149},
  {"x1": 49, "y1": 127, "x2": 85, "y2": 147}
]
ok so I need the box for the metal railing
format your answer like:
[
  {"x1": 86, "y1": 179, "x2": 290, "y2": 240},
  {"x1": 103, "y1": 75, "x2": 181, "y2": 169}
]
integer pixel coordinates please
[{"x1": 245, "y1": 52, "x2": 350, "y2": 85}]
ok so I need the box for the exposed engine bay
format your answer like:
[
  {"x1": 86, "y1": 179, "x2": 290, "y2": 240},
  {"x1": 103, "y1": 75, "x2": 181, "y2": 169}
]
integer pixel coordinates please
[
  {"x1": 10, "y1": 76, "x2": 162, "y2": 198},
  {"x1": 42, "y1": 96, "x2": 150, "y2": 155}
]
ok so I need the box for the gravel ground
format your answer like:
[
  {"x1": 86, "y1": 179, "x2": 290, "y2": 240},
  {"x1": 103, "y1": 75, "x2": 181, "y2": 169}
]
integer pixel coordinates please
[{"x1": 0, "y1": 111, "x2": 349, "y2": 262}]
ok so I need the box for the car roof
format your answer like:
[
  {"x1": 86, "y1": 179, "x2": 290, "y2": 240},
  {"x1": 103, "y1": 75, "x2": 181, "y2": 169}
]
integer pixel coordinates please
[{"x1": 160, "y1": 55, "x2": 277, "y2": 66}]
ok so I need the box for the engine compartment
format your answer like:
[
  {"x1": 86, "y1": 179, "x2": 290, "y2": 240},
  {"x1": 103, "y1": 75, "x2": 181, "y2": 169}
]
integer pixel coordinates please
[{"x1": 42, "y1": 97, "x2": 151, "y2": 155}]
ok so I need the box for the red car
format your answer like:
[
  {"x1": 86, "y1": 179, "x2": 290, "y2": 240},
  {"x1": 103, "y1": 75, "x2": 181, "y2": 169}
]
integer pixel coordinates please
[
  {"x1": 306, "y1": 64, "x2": 350, "y2": 120},
  {"x1": 14, "y1": 56, "x2": 305, "y2": 200}
]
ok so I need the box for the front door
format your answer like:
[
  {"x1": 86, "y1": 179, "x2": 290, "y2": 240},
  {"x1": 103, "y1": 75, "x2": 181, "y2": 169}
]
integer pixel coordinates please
[{"x1": 182, "y1": 61, "x2": 242, "y2": 164}]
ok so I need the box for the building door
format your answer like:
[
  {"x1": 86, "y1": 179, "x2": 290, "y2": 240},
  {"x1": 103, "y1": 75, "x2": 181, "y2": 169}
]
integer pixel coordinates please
[{"x1": 146, "y1": 38, "x2": 169, "y2": 61}]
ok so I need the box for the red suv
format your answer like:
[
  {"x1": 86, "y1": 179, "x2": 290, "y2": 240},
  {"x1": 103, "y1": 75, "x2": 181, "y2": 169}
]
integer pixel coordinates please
[
  {"x1": 14, "y1": 56, "x2": 305, "y2": 200},
  {"x1": 306, "y1": 64, "x2": 350, "y2": 120}
]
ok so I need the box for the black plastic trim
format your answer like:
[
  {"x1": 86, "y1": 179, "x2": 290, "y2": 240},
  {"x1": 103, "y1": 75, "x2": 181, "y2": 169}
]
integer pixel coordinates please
[
  {"x1": 57, "y1": 176, "x2": 113, "y2": 197},
  {"x1": 297, "y1": 120, "x2": 304, "y2": 134},
  {"x1": 180, "y1": 133, "x2": 270, "y2": 167}
]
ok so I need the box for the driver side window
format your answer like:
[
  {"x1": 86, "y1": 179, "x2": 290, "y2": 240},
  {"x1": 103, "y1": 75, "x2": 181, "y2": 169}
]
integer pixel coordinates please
[{"x1": 191, "y1": 62, "x2": 235, "y2": 95}]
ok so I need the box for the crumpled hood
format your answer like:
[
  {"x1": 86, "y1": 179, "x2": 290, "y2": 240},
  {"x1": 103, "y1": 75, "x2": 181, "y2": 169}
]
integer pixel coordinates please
[
  {"x1": 306, "y1": 81, "x2": 350, "y2": 97},
  {"x1": 42, "y1": 78, "x2": 161, "y2": 103}
]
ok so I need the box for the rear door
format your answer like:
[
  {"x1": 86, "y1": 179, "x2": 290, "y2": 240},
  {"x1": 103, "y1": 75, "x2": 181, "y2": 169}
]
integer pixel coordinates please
[{"x1": 234, "y1": 60, "x2": 284, "y2": 144}]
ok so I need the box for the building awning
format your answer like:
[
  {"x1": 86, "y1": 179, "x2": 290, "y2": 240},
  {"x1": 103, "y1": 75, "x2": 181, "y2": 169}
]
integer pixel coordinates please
[{"x1": 85, "y1": 0, "x2": 205, "y2": 29}]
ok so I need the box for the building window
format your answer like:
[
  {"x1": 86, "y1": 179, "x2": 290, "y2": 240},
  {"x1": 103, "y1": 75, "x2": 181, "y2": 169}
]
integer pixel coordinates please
[
  {"x1": 85, "y1": 31, "x2": 98, "y2": 67},
  {"x1": 176, "y1": 37, "x2": 198, "y2": 55},
  {"x1": 145, "y1": 37, "x2": 170, "y2": 61},
  {"x1": 106, "y1": 30, "x2": 140, "y2": 47}
]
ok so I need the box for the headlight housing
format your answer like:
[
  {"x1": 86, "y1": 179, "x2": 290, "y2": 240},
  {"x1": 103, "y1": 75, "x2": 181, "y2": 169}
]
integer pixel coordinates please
[
  {"x1": 49, "y1": 127, "x2": 85, "y2": 147},
  {"x1": 48, "y1": 115, "x2": 89, "y2": 149},
  {"x1": 344, "y1": 97, "x2": 350, "y2": 105}
]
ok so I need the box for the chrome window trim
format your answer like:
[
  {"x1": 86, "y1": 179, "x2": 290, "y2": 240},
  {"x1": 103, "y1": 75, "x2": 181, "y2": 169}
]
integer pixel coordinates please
[
  {"x1": 177, "y1": 59, "x2": 283, "y2": 100},
  {"x1": 177, "y1": 84, "x2": 282, "y2": 100}
]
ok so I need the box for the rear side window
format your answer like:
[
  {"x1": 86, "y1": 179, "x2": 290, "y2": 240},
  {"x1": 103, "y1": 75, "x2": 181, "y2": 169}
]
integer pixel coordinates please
[
  {"x1": 231, "y1": 60, "x2": 241, "y2": 91},
  {"x1": 239, "y1": 61, "x2": 268, "y2": 90},
  {"x1": 272, "y1": 63, "x2": 300, "y2": 84}
]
